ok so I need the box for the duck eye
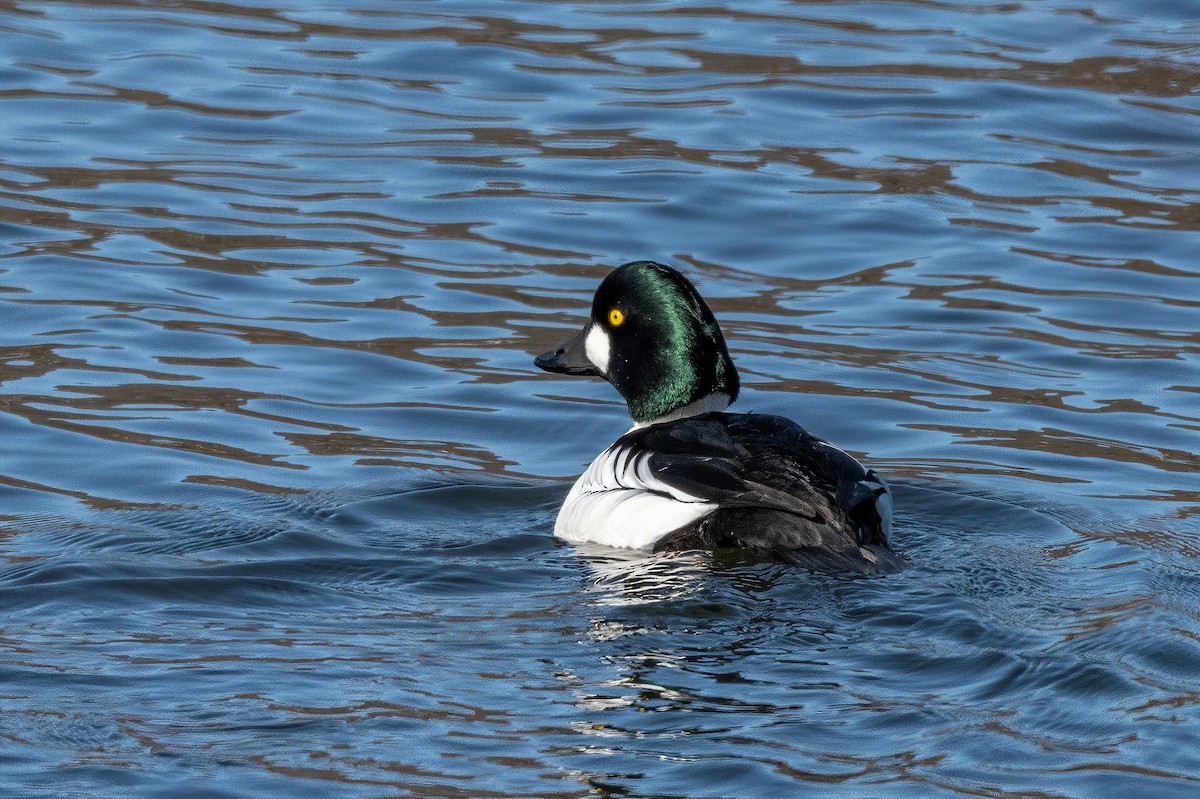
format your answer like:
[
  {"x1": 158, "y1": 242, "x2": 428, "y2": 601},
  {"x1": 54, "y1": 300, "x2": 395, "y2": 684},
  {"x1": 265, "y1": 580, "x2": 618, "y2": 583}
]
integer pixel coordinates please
[{"x1": 608, "y1": 308, "x2": 625, "y2": 327}]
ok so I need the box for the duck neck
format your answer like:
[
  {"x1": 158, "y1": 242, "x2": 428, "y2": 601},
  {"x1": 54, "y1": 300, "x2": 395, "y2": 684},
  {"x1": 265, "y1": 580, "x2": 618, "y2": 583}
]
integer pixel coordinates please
[{"x1": 630, "y1": 392, "x2": 732, "y2": 430}]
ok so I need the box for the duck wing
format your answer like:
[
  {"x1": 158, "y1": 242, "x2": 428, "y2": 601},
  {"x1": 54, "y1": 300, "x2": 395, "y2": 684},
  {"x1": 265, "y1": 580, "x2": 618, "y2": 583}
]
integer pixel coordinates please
[{"x1": 620, "y1": 413, "x2": 892, "y2": 552}]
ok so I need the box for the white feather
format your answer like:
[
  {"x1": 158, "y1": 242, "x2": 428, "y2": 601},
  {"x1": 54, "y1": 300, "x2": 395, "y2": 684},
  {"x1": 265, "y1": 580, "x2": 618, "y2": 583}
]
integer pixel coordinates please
[
  {"x1": 556, "y1": 444, "x2": 716, "y2": 549},
  {"x1": 584, "y1": 325, "x2": 611, "y2": 374}
]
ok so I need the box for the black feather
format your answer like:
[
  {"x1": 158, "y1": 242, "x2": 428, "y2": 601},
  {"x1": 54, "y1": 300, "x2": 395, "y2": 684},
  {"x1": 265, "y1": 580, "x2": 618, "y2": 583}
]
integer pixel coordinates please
[{"x1": 612, "y1": 412, "x2": 899, "y2": 573}]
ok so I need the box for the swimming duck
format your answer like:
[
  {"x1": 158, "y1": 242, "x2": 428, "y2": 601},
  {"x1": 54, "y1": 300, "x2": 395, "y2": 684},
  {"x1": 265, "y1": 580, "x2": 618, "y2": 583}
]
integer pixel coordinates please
[{"x1": 535, "y1": 260, "x2": 898, "y2": 573}]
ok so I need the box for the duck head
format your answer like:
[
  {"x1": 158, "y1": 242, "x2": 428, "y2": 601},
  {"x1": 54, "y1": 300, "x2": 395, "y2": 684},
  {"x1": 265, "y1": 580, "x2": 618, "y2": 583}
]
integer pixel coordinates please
[{"x1": 536, "y1": 261, "x2": 740, "y2": 424}]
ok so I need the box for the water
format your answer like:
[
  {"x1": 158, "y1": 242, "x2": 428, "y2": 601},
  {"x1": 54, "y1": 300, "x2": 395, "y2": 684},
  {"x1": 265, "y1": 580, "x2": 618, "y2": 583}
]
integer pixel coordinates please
[{"x1": 1, "y1": 0, "x2": 1198, "y2": 796}]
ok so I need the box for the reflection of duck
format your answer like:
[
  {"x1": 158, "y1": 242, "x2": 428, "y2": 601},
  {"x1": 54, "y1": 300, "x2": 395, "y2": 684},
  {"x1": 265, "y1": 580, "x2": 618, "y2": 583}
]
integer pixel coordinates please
[
  {"x1": 536, "y1": 261, "x2": 900, "y2": 573},
  {"x1": 574, "y1": 546, "x2": 714, "y2": 607}
]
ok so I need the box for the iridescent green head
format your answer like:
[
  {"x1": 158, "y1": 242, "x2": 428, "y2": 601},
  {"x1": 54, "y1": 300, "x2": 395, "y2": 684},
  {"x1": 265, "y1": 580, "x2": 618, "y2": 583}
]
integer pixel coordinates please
[{"x1": 536, "y1": 261, "x2": 740, "y2": 423}]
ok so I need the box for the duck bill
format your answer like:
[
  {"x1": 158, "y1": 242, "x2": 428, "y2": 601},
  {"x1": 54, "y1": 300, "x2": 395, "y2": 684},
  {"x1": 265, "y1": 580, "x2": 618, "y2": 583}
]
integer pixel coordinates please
[{"x1": 535, "y1": 327, "x2": 600, "y2": 376}]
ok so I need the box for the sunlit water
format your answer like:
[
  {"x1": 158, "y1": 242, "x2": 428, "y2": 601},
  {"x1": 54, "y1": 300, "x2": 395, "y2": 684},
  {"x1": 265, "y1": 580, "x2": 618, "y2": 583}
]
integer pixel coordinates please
[{"x1": 1, "y1": 1, "x2": 1199, "y2": 796}]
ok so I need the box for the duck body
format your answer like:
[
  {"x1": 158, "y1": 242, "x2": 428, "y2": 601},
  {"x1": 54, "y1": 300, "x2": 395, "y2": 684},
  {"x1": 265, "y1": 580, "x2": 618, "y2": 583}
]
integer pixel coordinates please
[
  {"x1": 557, "y1": 412, "x2": 895, "y2": 572},
  {"x1": 536, "y1": 261, "x2": 898, "y2": 573}
]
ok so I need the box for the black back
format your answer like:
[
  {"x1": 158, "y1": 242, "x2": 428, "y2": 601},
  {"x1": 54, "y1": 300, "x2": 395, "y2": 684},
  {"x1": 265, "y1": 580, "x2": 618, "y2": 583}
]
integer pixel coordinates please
[{"x1": 616, "y1": 412, "x2": 899, "y2": 572}]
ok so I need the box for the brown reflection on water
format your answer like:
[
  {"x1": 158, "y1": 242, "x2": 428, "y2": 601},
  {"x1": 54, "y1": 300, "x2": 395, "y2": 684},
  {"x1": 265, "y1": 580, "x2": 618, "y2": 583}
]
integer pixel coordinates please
[
  {"x1": 633, "y1": 48, "x2": 1200, "y2": 100},
  {"x1": 1015, "y1": 247, "x2": 1199, "y2": 279},
  {"x1": 2, "y1": 391, "x2": 304, "y2": 468},
  {"x1": 281, "y1": 430, "x2": 519, "y2": 472},
  {"x1": 49, "y1": 382, "x2": 351, "y2": 431},
  {"x1": 907, "y1": 423, "x2": 1200, "y2": 473},
  {"x1": 1, "y1": 81, "x2": 297, "y2": 118}
]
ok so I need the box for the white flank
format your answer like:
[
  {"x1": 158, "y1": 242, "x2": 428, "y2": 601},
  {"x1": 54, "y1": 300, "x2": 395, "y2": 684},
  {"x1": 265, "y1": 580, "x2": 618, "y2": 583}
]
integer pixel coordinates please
[
  {"x1": 583, "y1": 324, "x2": 611, "y2": 374},
  {"x1": 555, "y1": 444, "x2": 716, "y2": 549}
]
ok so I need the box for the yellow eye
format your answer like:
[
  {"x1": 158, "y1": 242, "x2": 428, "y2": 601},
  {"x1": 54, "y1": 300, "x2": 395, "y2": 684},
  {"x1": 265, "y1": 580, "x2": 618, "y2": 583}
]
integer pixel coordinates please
[{"x1": 608, "y1": 308, "x2": 625, "y2": 327}]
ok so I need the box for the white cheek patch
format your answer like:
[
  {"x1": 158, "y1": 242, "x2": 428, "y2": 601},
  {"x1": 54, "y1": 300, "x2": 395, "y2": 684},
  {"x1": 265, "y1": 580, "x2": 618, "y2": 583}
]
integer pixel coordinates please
[{"x1": 584, "y1": 324, "x2": 611, "y2": 374}]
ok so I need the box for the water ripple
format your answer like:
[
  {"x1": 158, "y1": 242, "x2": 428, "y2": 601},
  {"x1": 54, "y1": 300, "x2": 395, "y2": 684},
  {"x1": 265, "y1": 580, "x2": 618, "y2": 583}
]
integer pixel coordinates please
[{"x1": 1, "y1": 0, "x2": 1199, "y2": 796}]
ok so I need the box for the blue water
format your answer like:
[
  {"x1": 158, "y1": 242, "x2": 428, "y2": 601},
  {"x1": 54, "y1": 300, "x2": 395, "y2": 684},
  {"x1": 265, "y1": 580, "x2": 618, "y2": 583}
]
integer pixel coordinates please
[{"x1": 1, "y1": 1, "x2": 1199, "y2": 796}]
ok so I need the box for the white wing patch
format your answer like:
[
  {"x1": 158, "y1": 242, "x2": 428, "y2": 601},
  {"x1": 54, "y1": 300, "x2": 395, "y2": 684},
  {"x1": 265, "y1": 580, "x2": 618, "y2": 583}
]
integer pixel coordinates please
[{"x1": 555, "y1": 444, "x2": 716, "y2": 549}]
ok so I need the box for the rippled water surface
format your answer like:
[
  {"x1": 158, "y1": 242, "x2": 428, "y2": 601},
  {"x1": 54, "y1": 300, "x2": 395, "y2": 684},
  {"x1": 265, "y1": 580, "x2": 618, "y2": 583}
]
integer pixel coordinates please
[{"x1": 2, "y1": 0, "x2": 1199, "y2": 796}]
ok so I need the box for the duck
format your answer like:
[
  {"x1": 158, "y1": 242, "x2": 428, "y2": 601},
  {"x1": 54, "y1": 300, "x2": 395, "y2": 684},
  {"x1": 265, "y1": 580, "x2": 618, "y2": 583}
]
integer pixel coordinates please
[{"x1": 535, "y1": 260, "x2": 900, "y2": 573}]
